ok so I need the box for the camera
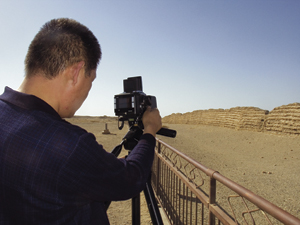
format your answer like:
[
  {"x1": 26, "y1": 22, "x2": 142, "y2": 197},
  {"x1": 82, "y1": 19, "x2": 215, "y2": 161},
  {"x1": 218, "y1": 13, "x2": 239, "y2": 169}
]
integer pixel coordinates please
[
  {"x1": 114, "y1": 76, "x2": 176, "y2": 138},
  {"x1": 114, "y1": 76, "x2": 156, "y2": 128}
]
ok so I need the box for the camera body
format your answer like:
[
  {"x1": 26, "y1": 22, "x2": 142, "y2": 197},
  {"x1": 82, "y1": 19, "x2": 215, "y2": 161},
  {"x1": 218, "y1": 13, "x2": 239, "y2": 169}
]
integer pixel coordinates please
[
  {"x1": 114, "y1": 76, "x2": 177, "y2": 138},
  {"x1": 114, "y1": 76, "x2": 156, "y2": 126}
]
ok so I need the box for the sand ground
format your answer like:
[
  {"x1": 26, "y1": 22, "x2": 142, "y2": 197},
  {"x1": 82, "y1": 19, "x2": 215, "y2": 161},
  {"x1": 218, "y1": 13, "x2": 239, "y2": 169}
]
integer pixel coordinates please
[{"x1": 67, "y1": 117, "x2": 300, "y2": 224}]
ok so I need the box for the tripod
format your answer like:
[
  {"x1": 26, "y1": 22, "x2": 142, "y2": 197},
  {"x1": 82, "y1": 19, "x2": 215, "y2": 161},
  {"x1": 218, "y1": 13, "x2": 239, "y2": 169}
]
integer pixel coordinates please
[{"x1": 105, "y1": 125, "x2": 176, "y2": 225}]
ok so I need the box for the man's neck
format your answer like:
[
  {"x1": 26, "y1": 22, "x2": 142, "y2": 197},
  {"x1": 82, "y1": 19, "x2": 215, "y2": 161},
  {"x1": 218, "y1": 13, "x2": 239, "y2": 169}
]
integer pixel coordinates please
[{"x1": 18, "y1": 75, "x2": 63, "y2": 115}]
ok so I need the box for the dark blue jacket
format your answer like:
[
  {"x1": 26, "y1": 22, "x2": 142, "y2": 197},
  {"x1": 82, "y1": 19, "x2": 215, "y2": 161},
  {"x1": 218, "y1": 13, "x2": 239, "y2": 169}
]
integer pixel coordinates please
[{"x1": 0, "y1": 87, "x2": 155, "y2": 224}]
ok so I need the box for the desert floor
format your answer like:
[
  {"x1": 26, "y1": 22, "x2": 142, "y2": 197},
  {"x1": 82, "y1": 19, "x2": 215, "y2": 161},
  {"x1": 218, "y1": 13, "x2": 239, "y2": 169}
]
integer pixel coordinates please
[{"x1": 67, "y1": 117, "x2": 300, "y2": 224}]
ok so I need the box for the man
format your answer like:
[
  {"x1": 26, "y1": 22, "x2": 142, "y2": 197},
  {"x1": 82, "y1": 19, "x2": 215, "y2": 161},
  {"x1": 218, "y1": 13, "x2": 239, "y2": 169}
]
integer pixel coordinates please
[{"x1": 0, "y1": 18, "x2": 162, "y2": 224}]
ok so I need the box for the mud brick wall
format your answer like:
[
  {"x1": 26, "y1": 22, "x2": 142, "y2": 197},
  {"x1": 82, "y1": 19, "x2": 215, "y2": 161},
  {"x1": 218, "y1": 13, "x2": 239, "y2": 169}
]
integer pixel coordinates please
[
  {"x1": 264, "y1": 103, "x2": 300, "y2": 135},
  {"x1": 162, "y1": 103, "x2": 300, "y2": 135}
]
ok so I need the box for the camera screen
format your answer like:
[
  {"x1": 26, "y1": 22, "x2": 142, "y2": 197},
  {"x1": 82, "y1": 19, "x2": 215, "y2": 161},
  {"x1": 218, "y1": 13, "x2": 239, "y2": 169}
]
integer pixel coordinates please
[{"x1": 116, "y1": 96, "x2": 132, "y2": 109}]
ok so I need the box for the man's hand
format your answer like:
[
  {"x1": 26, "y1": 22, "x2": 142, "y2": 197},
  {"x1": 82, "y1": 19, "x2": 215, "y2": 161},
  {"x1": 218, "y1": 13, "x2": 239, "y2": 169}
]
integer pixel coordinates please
[{"x1": 142, "y1": 107, "x2": 162, "y2": 137}]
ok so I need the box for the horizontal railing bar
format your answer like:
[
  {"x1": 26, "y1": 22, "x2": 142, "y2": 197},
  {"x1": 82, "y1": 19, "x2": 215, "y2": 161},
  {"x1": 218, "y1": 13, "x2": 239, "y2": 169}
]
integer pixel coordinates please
[
  {"x1": 156, "y1": 139, "x2": 214, "y2": 176},
  {"x1": 212, "y1": 172, "x2": 300, "y2": 225}
]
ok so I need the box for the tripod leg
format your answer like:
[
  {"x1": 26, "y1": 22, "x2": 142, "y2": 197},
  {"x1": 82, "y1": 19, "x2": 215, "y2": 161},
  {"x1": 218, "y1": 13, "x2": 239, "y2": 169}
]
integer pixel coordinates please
[
  {"x1": 143, "y1": 179, "x2": 164, "y2": 225},
  {"x1": 132, "y1": 194, "x2": 140, "y2": 225}
]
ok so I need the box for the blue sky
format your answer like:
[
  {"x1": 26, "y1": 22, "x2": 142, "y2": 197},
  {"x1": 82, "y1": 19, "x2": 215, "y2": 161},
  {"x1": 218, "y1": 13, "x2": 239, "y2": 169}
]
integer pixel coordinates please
[{"x1": 1, "y1": 1, "x2": 299, "y2": 117}]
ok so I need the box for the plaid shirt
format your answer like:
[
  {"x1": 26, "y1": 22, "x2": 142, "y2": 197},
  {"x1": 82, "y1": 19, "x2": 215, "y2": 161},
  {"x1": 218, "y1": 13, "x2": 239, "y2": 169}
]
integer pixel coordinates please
[{"x1": 0, "y1": 87, "x2": 155, "y2": 224}]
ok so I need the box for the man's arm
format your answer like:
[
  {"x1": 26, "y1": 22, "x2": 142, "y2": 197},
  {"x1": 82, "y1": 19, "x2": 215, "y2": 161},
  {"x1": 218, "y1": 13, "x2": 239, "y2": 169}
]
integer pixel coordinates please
[{"x1": 58, "y1": 108, "x2": 162, "y2": 202}]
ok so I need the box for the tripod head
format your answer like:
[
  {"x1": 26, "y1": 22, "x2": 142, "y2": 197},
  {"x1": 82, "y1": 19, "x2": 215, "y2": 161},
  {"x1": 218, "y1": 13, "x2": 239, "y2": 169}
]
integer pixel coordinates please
[
  {"x1": 111, "y1": 125, "x2": 143, "y2": 158},
  {"x1": 112, "y1": 120, "x2": 176, "y2": 158}
]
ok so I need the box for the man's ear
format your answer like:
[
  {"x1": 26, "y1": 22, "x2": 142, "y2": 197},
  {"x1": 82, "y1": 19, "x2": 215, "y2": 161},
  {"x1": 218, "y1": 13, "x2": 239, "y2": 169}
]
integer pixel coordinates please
[{"x1": 71, "y1": 61, "x2": 85, "y2": 85}]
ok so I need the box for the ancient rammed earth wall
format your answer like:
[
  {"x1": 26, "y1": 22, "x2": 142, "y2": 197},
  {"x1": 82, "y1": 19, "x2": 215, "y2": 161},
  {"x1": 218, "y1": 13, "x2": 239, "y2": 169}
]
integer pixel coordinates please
[{"x1": 162, "y1": 103, "x2": 300, "y2": 135}]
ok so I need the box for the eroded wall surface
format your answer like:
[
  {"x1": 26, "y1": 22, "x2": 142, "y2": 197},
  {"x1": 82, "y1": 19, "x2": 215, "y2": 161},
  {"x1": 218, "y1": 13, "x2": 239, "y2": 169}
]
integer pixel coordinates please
[{"x1": 162, "y1": 103, "x2": 300, "y2": 135}]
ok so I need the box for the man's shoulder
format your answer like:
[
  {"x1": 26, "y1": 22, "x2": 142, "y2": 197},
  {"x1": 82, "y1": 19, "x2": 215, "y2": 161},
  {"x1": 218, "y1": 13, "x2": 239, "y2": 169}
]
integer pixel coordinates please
[{"x1": 36, "y1": 113, "x2": 90, "y2": 139}]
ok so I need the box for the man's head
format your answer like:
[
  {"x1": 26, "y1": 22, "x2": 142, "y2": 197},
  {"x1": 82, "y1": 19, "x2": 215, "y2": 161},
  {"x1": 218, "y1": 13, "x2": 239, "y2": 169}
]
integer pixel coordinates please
[
  {"x1": 20, "y1": 18, "x2": 101, "y2": 118},
  {"x1": 25, "y1": 18, "x2": 101, "y2": 78}
]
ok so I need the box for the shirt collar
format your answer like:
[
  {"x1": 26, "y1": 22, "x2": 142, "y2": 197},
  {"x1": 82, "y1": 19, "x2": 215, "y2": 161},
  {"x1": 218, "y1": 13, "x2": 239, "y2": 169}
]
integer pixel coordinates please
[{"x1": 0, "y1": 86, "x2": 61, "y2": 119}]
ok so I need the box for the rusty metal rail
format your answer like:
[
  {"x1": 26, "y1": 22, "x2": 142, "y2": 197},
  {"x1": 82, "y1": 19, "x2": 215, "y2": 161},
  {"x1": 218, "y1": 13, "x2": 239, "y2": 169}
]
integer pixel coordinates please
[{"x1": 151, "y1": 139, "x2": 300, "y2": 225}]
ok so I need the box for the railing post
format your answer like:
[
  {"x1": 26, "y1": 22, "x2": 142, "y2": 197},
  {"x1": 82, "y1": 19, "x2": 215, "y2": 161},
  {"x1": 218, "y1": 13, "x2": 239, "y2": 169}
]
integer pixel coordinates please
[
  {"x1": 156, "y1": 142, "x2": 161, "y2": 192},
  {"x1": 209, "y1": 177, "x2": 216, "y2": 225}
]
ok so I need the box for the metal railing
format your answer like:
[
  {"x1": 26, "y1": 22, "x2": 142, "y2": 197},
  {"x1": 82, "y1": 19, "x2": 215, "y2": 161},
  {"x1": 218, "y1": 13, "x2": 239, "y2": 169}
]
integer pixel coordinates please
[{"x1": 151, "y1": 139, "x2": 300, "y2": 225}]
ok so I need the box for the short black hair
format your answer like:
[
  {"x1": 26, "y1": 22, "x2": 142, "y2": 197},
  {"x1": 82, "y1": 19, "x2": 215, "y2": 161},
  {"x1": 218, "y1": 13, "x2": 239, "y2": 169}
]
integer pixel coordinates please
[{"x1": 25, "y1": 18, "x2": 101, "y2": 78}]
